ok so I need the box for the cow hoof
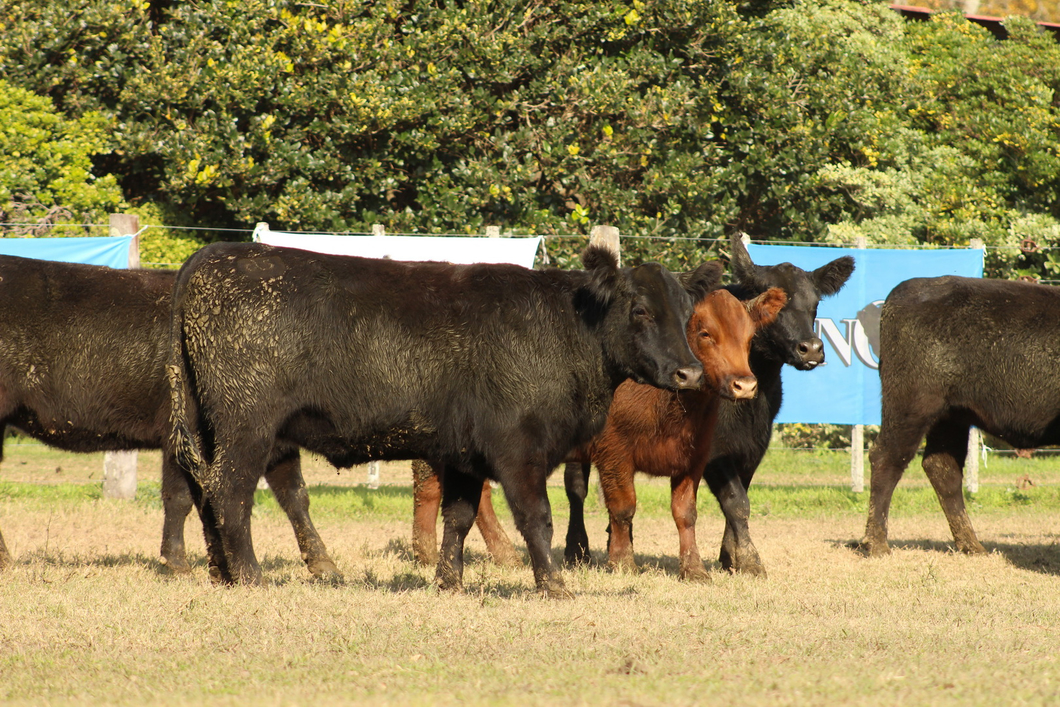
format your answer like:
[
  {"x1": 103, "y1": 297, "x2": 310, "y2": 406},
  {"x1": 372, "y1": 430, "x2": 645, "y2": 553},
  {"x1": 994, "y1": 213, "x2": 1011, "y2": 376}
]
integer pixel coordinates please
[
  {"x1": 159, "y1": 555, "x2": 193, "y2": 575},
  {"x1": 956, "y1": 541, "x2": 987, "y2": 555},
  {"x1": 564, "y1": 546, "x2": 592, "y2": 567},
  {"x1": 607, "y1": 557, "x2": 638, "y2": 575},
  {"x1": 851, "y1": 538, "x2": 891, "y2": 558},
  {"x1": 679, "y1": 565, "x2": 712, "y2": 583},
  {"x1": 539, "y1": 580, "x2": 574, "y2": 600},
  {"x1": 413, "y1": 546, "x2": 439, "y2": 567},
  {"x1": 736, "y1": 563, "x2": 767, "y2": 578},
  {"x1": 734, "y1": 557, "x2": 767, "y2": 578},
  {"x1": 436, "y1": 569, "x2": 464, "y2": 593},
  {"x1": 437, "y1": 579, "x2": 465, "y2": 594},
  {"x1": 307, "y1": 560, "x2": 344, "y2": 584},
  {"x1": 207, "y1": 564, "x2": 226, "y2": 585}
]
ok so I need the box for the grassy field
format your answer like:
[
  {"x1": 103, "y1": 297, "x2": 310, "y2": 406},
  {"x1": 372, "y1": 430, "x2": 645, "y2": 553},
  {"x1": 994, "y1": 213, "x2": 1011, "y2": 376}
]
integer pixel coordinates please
[{"x1": 2, "y1": 440, "x2": 1059, "y2": 706}]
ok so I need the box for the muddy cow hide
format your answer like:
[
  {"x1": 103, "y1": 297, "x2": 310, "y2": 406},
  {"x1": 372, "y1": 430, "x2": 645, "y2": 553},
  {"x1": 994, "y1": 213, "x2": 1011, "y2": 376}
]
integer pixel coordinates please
[
  {"x1": 565, "y1": 286, "x2": 787, "y2": 581},
  {"x1": 0, "y1": 254, "x2": 337, "y2": 578},
  {"x1": 169, "y1": 242, "x2": 717, "y2": 596},
  {"x1": 862, "y1": 276, "x2": 1060, "y2": 556}
]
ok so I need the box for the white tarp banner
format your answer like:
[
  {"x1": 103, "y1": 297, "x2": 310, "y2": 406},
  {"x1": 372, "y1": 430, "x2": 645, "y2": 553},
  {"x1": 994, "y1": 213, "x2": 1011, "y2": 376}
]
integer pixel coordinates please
[{"x1": 253, "y1": 224, "x2": 541, "y2": 269}]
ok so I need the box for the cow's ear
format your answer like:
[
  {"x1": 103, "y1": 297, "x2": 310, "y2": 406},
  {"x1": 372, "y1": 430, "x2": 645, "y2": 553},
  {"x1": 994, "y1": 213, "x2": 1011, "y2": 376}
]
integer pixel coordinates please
[
  {"x1": 813, "y1": 256, "x2": 855, "y2": 297},
  {"x1": 729, "y1": 232, "x2": 760, "y2": 286},
  {"x1": 679, "y1": 261, "x2": 723, "y2": 302},
  {"x1": 582, "y1": 245, "x2": 620, "y2": 306},
  {"x1": 745, "y1": 287, "x2": 788, "y2": 328}
]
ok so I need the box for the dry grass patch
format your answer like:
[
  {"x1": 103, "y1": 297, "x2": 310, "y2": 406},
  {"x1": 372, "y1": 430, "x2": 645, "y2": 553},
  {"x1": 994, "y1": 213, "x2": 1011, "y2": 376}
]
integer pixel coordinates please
[{"x1": 3, "y1": 485, "x2": 1060, "y2": 706}]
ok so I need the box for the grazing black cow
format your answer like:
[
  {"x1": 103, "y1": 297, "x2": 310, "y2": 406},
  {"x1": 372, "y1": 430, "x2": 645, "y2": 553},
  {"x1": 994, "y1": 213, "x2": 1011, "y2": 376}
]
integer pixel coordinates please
[
  {"x1": 564, "y1": 233, "x2": 854, "y2": 575},
  {"x1": 861, "y1": 276, "x2": 1060, "y2": 556},
  {"x1": 0, "y1": 254, "x2": 337, "y2": 578},
  {"x1": 168, "y1": 242, "x2": 716, "y2": 596}
]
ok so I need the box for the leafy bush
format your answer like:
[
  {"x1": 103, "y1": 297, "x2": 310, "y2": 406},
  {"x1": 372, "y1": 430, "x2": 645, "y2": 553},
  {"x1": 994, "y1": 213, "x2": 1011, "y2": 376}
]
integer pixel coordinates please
[
  {"x1": 0, "y1": 79, "x2": 124, "y2": 230},
  {"x1": 2, "y1": 1, "x2": 1059, "y2": 274}
]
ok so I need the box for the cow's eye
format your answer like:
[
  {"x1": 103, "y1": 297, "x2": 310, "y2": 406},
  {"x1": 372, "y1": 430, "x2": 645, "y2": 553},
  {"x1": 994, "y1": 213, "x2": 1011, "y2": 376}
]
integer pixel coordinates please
[
  {"x1": 632, "y1": 305, "x2": 651, "y2": 319},
  {"x1": 699, "y1": 330, "x2": 711, "y2": 340}
]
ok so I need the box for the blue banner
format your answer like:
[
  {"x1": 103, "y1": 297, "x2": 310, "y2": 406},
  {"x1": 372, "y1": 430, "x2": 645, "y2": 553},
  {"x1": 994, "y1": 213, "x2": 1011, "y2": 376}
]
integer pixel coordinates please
[
  {"x1": 0, "y1": 236, "x2": 133, "y2": 269},
  {"x1": 745, "y1": 244, "x2": 984, "y2": 425}
]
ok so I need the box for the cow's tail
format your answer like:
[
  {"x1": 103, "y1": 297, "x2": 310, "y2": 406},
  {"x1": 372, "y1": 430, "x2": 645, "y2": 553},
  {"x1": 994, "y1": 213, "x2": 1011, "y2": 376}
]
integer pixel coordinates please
[{"x1": 166, "y1": 274, "x2": 209, "y2": 477}]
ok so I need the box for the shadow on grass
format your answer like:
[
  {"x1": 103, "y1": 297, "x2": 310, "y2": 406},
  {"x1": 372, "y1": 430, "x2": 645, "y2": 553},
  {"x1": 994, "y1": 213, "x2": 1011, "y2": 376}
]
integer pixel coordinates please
[
  {"x1": 13, "y1": 549, "x2": 164, "y2": 573},
  {"x1": 550, "y1": 545, "x2": 728, "y2": 584},
  {"x1": 839, "y1": 536, "x2": 1060, "y2": 576},
  {"x1": 987, "y1": 541, "x2": 1060, "y2": 576}
]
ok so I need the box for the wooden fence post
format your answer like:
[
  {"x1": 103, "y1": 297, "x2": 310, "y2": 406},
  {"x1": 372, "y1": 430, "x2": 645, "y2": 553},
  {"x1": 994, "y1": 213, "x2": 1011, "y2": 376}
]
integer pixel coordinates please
[
  {"x1": 850, "y1": 425, "x2": 865, "y2": 493},
  {"x1": 965, "y1": 237, "x2": 984, "y2": 493},
  {"x1": 103, "y1": 213, "x2": 140, "y2": 500},
  {"x1": 850, "y1": 236, "x2": 867, "y2": 492},
  {"x1": 590, "y1": 225, "x2": 621, "y2": 265},
  {"x1": 364, "y1": 224, "x2": 385, "y2": 488}
]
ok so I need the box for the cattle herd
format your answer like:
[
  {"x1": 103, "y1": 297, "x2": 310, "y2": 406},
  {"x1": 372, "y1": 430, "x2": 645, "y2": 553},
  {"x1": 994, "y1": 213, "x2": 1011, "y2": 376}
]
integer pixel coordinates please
[{"x1": 0, "y1": 232, "x2": 1050, "y2": 595}]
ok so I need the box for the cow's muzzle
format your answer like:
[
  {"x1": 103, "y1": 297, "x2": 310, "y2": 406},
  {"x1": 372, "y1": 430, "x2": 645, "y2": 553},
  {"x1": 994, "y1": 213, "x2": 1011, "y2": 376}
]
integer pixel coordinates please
[
  {"x1": 795, "y1": 337, "x2": 825, "y2": 370},
  {"x1": 672, "y1": 365, "x2": 704, "y2": 390}
]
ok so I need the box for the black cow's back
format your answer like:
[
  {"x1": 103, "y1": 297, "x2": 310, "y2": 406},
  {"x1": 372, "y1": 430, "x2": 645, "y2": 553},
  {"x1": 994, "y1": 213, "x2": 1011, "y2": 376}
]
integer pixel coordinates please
[
  {"x1": 171, "y1": 242, "x2": 619, "y2": 472},
  {"x1": 0, "y1": 255, "x2": 174, "y2": 453},
  {"x1": 880, "y1": 275, "x2": 1060, "y2": 447}
]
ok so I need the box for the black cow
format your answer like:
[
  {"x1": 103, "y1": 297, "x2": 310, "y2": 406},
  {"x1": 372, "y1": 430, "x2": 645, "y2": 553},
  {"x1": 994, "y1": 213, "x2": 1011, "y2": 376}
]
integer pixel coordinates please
[
  {"x1": 0, "y1": 254, "x2": 337, "y2": 578},
  {"x1": 564, "y1": 233, "x2": 854, "y2": 575},
  {"x1": 862, "y1": 276, "x2": 1060, "y2": 556},
  {"x1": 168, "y1": 242, "x2": 716, "y2": 596}
]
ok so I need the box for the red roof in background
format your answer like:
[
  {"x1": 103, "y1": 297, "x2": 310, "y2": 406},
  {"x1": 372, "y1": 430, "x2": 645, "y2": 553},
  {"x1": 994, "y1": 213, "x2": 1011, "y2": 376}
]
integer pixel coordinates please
[{"x1": 890, "y1": 4, "x2": 1060, "y2": 40}]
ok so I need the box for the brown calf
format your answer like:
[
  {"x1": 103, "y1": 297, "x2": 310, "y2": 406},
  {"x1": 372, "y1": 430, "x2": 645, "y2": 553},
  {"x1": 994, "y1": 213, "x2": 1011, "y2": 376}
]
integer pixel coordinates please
[
  {"x1": 410, "y1": 460, "x2": 521, "y2": 567},
  {"x1": 575, "y1": 287, "x2": 786, "y2": 580}
]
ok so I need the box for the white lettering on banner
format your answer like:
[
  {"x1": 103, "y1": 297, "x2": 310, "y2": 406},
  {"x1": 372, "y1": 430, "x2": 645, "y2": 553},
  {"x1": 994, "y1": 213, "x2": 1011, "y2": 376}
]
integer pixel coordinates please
[
  {"x1": 816, "y1": 318, "x2": 853, "y2": 367},
  {"x1": 815, "y1": 313, "x2": 881, "y2": 370}
]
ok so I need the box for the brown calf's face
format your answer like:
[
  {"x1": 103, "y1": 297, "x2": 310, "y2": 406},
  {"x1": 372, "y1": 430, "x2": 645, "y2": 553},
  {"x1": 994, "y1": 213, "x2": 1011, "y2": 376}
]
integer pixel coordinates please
[{"x1": 690, "y1": 287, "x2": 788, "y2": 400}]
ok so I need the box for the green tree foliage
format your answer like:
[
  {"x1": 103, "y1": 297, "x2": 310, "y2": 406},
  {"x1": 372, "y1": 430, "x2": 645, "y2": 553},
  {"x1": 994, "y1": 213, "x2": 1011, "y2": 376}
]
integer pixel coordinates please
[
  {"x1": 1, "y1": 0, "x2": 1059, "y2": 274},
  {"x1": 0, "y1": 79, "x2": 123, "y2": 230}
]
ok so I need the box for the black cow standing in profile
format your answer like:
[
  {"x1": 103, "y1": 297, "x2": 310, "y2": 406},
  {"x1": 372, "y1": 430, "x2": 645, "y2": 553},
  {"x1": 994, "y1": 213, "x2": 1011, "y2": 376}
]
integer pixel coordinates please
[
  {"x1": 168, "y1": 242, "x2": 716, "y2": 597},
  {"x1": 862, "y1": 276, "x2": 1060, "y2": 556},
  {"x1": 0, "y1": 255, "x2": 338, "y2": 579},
  {"x1": 564, "y1": 233, "x2": 855, "y2": 576}
]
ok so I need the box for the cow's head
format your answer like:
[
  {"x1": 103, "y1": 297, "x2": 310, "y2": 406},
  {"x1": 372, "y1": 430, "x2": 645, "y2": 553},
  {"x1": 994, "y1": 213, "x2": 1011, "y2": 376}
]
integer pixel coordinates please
[
  {"x1": 728, "y1": 233, "x2": 854, "y2": 370},
  {"x1": 582, "y1": 246, "x2": 720, "y2": 391},
  {"x1": 690, "y1": 287, "x2": 787, "y2": 400}
]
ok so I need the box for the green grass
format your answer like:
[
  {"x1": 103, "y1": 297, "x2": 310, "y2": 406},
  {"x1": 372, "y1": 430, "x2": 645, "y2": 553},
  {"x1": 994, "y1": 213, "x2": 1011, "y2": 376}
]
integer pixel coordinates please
[{"x1": 4, "y1": 445, "x2": 1060, "y2": 524}]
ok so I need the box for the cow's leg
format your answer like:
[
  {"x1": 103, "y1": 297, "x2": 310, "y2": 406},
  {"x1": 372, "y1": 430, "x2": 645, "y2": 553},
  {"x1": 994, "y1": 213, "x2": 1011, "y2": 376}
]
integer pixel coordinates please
[
  {"x1": 709, "y1": 463, "x2": 765, "y2": 577},
  {"x1": 436, "y1": 465, "x2": 481, "y2": 592},
  {"x1": 922, "y1": 420, "x2": 985, "y2": 555},
  {"x1": 178, "y1": 464, "x2": 230, "y2": 584},
  {"x1": 211, "y1": 471, "x2": 263, "y2": 585},
  {"x1": 563, "y1": 461, "x2": 593, "y2": 566},
  {"x1": 411, "y1": 460, "x2": 441, "y2": 566},
  {"x1": 862, "y1": 412, "x2": 931, "y2": 557},
  {"x1": 598, "y1": 461, "x2": 638, "y2": 574},
  {"x1": 200, "y1": 438, "x2": 268, "y2": 586},
  {"x1": 0, "y1": 428, "x2": 10, "y2": 570},
  {"x1": 159, "y1": 453, "x2": 195, "y2": 574},
  {"x1": 475, "y1": 482, "x2": 521, "y2": 566},
  {"x1": 264, "y1": 446, "x2": 342, "y2": 580},
  {"x1": 671, "y1": 472, "x2": 710, "y2": 582},
  {"x1": 499, "y1": 462, "x2": 569, "y2": 599}
]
